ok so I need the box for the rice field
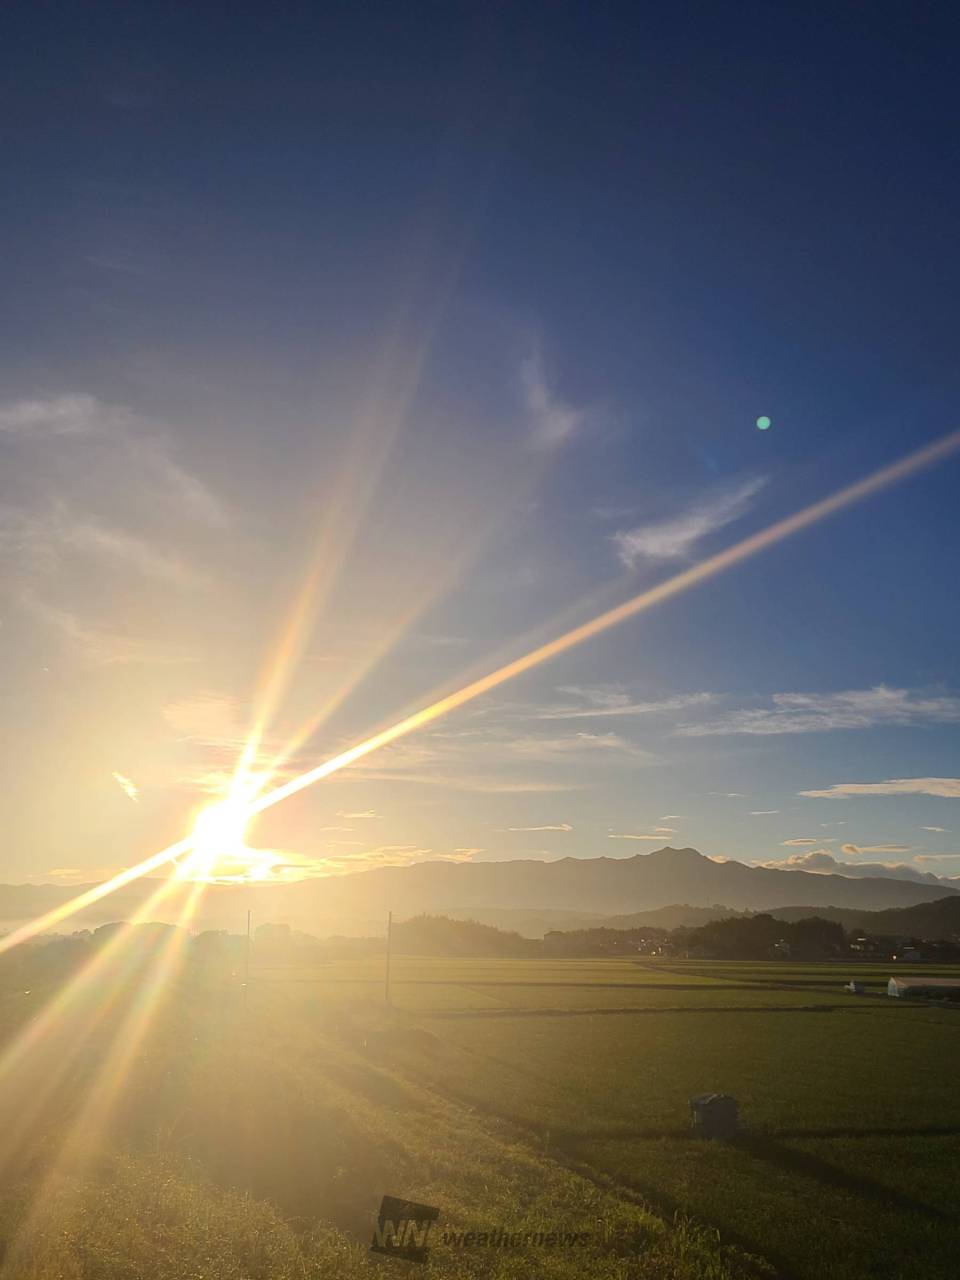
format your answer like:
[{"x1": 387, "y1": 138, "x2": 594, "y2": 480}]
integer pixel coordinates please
[
  {"x1": 280, "y1": 953, "x2": 960, "y2": 1280},
  {"x1": 1, "y1": 949, "x2": 957, "y2": 1278}
]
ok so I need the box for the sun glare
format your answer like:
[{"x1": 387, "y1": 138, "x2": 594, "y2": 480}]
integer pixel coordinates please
[{"x1": 179, "y1": 799, "x2": 256, "y2": 882}]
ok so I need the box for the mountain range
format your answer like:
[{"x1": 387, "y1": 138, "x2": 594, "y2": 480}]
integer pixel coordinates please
[{"x1": 3, "y1": 847, "x2": 958, "y2": 937}]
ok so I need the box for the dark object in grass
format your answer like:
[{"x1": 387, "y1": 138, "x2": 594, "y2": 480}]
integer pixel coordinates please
[{"x1": 690, "y1": 1093, "x2": 739, "y2": 1139}]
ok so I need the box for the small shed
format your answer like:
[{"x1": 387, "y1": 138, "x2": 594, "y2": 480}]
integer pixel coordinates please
[{"x1": 690, "y1": 1093, "x2": 738, "y2": 1139}]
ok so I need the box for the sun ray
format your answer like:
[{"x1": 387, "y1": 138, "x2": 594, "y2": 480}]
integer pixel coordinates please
[
  {"x1": 0, "y1": 871, "x2": 205, "y2": 1184},
  {"x1": 0, "y1": 881, "x2": 209, "y2": 1272},
  {"x1": 248, "y1": 427, "x2": 960, "y2": 821}
]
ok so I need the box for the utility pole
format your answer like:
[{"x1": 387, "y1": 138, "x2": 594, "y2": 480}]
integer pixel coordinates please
[
  {"x1": 244, "y1": 908, "x2": 251, "y2": 1012},
  {"x1": 384, "y1": 910, "x2": 393, "y2": 1009}
]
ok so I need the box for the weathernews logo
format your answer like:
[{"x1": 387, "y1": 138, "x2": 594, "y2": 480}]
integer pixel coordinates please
[
  {"x1": 370, "y1": 1195, "x2": 591, "y2": 1264},
  {"x1": 371, "y1": 1197, "x2": 440, "y2": 1263}
]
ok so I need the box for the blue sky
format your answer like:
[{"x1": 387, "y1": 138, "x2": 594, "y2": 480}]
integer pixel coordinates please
[{"x1": 2, "y1": 1, "x2": 959, "y2": 886}]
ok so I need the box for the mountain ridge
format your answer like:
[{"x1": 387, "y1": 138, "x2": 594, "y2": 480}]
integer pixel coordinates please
[{"x1": 3, "y1": 847, "x2": 957, "y2": 935}]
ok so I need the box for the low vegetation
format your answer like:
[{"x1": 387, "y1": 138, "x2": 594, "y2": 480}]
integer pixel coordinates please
[{"x1": 2, "y1": 915, "x2": 959, "y2": 1279}]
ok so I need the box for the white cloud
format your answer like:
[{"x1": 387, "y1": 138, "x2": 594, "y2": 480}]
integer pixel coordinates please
[
  {"x1": 801, "y1": 778, "x2": 960, "y2": 800},
  {"x1": 0, "y1": 393, "x2": 103, "y2": 437},
  {"x1": 520, "y1": 348, "x2": 586, "y2": 449},
  {"x1": 660, "y1": 814, "x2": 685, "y2": 820},
  {"x1": 506, "y1": 823, "x2": 573, "y2": 832},
  {"x1": 781, "y1": 838, "x2": 821, "y2": 846},
  {"x1": 750, "y1": 810, "x2": 780, "y2": 815},
  {"x1": 613, "y1": 476, "x2": 766, "y2": 567},
  {"x1": 841, "y1": 843, "x2": 913, "y2": 855},
  {"x1": 500, "y1": 731, "x2": 654, "y2": 763},
  {"x1": 679, "y1": 687, "x2": 960, "y2": 737},
  {"x1": 757, "y1": 848, "x2": 944, "y2": 883},
  {"x1": 922, "y1": 825, "x2": 948, "y2": 832},
  {"x1": 608, "y1": 833, "x2": 673, "y2": 841},
  {"x1": 537, "y1": 689, "x2": 713, "y2": 720},
  {"x1": 111, "y1": 771, "x2": 139, "y2": 802}
]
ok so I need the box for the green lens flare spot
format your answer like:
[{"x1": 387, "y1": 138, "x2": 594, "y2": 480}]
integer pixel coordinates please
[{"x1": 756, "y1": 415, "x2": 772, "y2": 430}]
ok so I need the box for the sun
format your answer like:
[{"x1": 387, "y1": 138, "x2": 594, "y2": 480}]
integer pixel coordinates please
[{"x1": 178, "y1": 798, "x2": 257, "y2": 882}]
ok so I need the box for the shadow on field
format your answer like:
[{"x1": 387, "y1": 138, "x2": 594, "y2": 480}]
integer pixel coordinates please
[
  {"x1": 429, "y1": 1004, "x2": 849, "y2": 1019},
  {"x1": 775, "y1": 1123, "x2": 960, "y2": 1141},
  {"x1": 730, "y1": 1134, "x2": 950, "y2": 1222},
  {"x1": 548, "y1": 1135, "x2": 801, "y2": 1280}
]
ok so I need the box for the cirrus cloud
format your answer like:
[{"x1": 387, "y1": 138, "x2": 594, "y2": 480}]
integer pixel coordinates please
[
  {"x1": 800, "y1": 778, "x2": 960, "y2": 800},
  {"x1": 613, "y1": 476, "x2": 766, "y2": 567}
]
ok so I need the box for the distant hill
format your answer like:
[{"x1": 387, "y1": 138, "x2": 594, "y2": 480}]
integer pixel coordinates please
[
  {"x1": 436, "y1": 906, "x2": 611, "y2": 937},
  {"x1": 603, "y1": 903, "x2": 748, "y2": 930},
  {"x1": 391, "y1": 914, "x2": 539, "y2": 957}
]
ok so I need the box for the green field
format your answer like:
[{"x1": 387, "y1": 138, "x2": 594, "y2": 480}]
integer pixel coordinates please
[
  {"x1": 285, "y1": 954, "x2": 960, "y2": 1279},
  {"x1": 1, "y1": 949, "x2": 957, "y2": 1278}
]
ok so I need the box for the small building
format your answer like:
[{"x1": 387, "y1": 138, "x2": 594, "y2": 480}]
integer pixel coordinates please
[
  {"x1": 887, "y1": 976, "x2": 960, "y2": 1000},
  {"x1": 690, "y1": 1093, "x2": 739, "y2": 1139}
]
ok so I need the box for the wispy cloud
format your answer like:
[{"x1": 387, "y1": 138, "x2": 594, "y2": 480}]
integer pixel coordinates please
[
  {"x1": 613, "y1": 476, "x2": 766, "y2": 567},
  {"x1": 841, "y1": 843, "x2": 913, "y2": 855},
  {"x1": 0, "y1": 394, "x2": 106, "y2": 437},
  {"x1": 63, "y1": 519, "x2": 206, "y2": 588},
  {"x1": 352, "y1": 720, "x2": 652, "y2": 794},
  {"x1": 922, "y1": 825, "x2": 949, "y2": 833},
  {"x1": 22, "y1": 596, "x2": 197, "y2": 665},
  {"x1": 781, "y1": 838, "x2": 821, "y2": 846},
  {"x1": 163, "y1": 693, "x2": 247, "y2": 748},
  {"x1": 312, "y1": 844, "x2": 437, "y2": 875},
  {"x1": 800, "y1": 778, "x2": 960, "y2": 800},
  {"x1": 506, "y1": 823, "x2": 573, "y2": 832},
  {"x1": 537, "y1": 688, "x2": 713, "y2": 720},
  {"x1": 0, "y1": 393, "x2": 226, "y2": 660},
  {"x1": 608, "y1": 832, "x2": 673, "y2": 842},
  {"x1": 111, "y1": 771, "x2": 139, "y2": 802},
  {"x1": 520, "y1": 347, "x2": 586, "y2": 449},
  {"x1": 0, "y1": 393, "x2": 224, "y2": 523},
  {"x1": 678, "y1": 686, "x2": 960, "y2": 737},
  {"x1": 750, "y1": 810, "x2": 780, "y2": 815}
]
